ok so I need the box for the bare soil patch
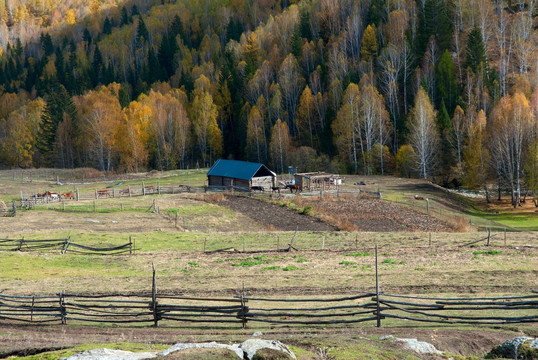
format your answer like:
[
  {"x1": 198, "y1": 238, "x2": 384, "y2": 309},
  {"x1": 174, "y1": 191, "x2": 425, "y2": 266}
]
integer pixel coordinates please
[
  {"x1": 215, "y1": 195, "x2": 337, "y2": 232},
  {"x1": 0, "y1": 323, "x2": 526, "y2": 359},
  {"x1": 304, "y1": 198, "x2": 453, "y2": 232}
]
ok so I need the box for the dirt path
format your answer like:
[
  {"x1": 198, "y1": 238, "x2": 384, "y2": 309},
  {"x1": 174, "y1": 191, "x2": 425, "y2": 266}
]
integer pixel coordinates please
[{"x1": 216, "y1": 196, "x2": 337, "y2": 231}]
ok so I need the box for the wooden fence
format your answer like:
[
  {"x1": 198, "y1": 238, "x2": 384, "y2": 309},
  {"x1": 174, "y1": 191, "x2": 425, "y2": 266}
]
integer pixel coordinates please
[
  {"x1": 1, "y1": 291, "x2": 536, "y2": 328},
  {"x1": 0, "y1": 237, "x2": 134, "y2": 255},
  {"x1": 0, "y1": 200, "x2": 16, "y2": 217},
  {"x1": 1, "y1": 266, "x2": 536, "y2": 328}
]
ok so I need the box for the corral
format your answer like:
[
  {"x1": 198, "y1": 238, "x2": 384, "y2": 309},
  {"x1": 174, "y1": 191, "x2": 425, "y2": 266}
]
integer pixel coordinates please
[
  {"x1": 0, "y1": 168, "x2": 536, "y2": 359},
  {"x1": 294, "y1": 172, "x2": 343, "y2": 191}
]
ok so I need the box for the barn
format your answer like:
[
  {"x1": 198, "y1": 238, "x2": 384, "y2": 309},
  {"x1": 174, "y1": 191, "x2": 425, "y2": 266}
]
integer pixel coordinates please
[{"x1": 207, "y1": 159, "x2": 277, "y2": 191}]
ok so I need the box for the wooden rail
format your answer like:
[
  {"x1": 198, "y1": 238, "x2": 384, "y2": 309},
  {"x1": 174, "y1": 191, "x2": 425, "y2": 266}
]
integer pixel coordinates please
[
  {"x1": 0, "y1": 237, "x2": 134, "y2": 255},
  {"x1": 1, "y1": 289, "x2": 536, "y2": 328}
]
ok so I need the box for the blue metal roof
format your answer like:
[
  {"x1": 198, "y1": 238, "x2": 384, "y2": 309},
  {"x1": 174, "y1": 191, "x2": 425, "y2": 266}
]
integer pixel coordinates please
[{"x1": 207, "y1": 159, "x2": 275, "y2": 180}]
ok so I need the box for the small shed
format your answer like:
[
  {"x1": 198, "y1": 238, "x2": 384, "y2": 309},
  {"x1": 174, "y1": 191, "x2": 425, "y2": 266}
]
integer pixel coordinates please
[
  {"x1": 207, "y1": 159, "x2": 276, "y2": 191},
  {"x1": 294, "y1": 172, "x2": 343, "y2": 191}
]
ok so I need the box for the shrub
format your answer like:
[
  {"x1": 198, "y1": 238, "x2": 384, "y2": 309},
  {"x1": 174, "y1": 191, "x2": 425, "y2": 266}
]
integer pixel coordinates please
[
  {"x1": 473, "y1": 250, "x2": 502, "y2": 255},
  {"x1": 345, "y1": 252, "x2": 372, "y2": 257},
  {"x1": 282, "y1": 265, "x2": 298, "y2": 271}
]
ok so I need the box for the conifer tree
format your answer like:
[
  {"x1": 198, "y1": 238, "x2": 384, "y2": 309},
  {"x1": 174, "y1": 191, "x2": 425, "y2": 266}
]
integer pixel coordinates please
[{"x1": 36, "y1": 83, "x2": 77, "y2": 166}]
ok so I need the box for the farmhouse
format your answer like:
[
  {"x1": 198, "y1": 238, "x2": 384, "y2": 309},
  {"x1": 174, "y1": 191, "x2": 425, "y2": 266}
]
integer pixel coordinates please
[{"x1": 207, "y1": 159, "x2": 277, "y2": 191}]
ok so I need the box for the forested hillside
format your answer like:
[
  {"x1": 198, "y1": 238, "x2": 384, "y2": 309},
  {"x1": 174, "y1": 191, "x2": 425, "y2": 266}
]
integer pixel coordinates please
[{"x1": 0, "y1": 0, "x2": 536, "y2": 204}]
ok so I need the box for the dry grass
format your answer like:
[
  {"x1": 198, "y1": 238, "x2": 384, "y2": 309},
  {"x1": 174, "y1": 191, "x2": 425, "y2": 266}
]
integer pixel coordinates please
[
  {"x1": 318, "y1": 212, "x2": 358, "y2": 231},
  {"x1": 201, "y1": 193, "x2": 227, "y2": 202},
  {"x1": 446, "y1": 214, "x2": 474, "y2": 232}
]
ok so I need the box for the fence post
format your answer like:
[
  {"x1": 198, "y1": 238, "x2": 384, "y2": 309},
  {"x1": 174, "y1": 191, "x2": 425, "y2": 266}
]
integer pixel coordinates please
[
  {"x1": 31, "y1": 295, "x2": 35, "y2": 322},
  {"x1": 175, "y1": 213, "x2": 178, "y2": 228},
  {"x1": 59, "y1": 290, "x2": 66, "y2": 325},
  {"x1": 203, "y1": 238, "x2": 207, "y2": 253},
  {"x1": 152, "y1": 263, "x2": 158, "y2": 327},
  {"x1": 158, "y1": 182, "x2": 161, "y2": 195},
  {"x1": 95, "y1": 189, "x2": 98, "y2": 199},
  {"x1": 504, "y1": 227, "x2": 507, "y2": 246},
  {"x1": 128, "y1": 185, "x2": 131, "y2": 198},
  {"x1": 129, "y1": 236, "x2": 132, "y2": 255},
  {"x1": 486, "y1": 228, "x2": 491, "y2": 246},
  {"x1": 375, "y1": 244, "x2": 381, "y2": 327},
  {"x1": 12, "y1": 200, "x2": 16, "y2": 216},
  {"x1": 429, "y1": 232, "x2": 432, "y2": 247},
  {"x1": 143, "y1": 182, "x2": 146, "y2": 196},
  {"x1": 426, "y1": 198, "x2": 429, "y2": 214},
  {"x1": 76, "y1": 188, "x2": 79, "y2": 201},
  {"x1": 121, "y1": 202, "x2": 124, "y2": 212},
  {"x1": 240, "y1": 283, "x2": 247, "y2": 329}
]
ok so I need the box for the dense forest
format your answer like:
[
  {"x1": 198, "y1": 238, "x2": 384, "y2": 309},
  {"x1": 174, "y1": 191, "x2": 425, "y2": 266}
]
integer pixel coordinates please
[{"x1": 0, "y1": 0, "x2": 536, "y2": 204}]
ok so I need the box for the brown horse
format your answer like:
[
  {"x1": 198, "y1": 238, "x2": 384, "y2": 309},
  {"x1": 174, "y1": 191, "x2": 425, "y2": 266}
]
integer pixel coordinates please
[
  {"x1": 62, "y1": 192, "x2": 76, "y2": 199},
  {"x1": 286, "y1": 184, "x2": 301, "y2": 193}
]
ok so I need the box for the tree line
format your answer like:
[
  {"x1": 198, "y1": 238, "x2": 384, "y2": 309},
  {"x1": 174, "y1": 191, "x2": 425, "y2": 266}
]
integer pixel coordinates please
[{"x1": 0, "y1": 0, "x2": 536, "y2": 205}]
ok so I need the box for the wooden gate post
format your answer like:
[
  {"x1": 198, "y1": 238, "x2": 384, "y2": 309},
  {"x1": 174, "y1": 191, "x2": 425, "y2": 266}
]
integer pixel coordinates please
[
  {"x1": 152, "y1": 263, "x2": 158, "y2": 327},
  {"x1": 59, "y1": 290, "x2": 66, "y2": 325},
  {"x1": 375, "y1": 244, "x2": 381, "y2": 327}
]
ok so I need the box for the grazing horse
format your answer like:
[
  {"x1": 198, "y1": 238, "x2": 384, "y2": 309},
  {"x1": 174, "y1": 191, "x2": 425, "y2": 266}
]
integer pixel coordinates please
[
  {"x1": 97, "y1": 189, "x2": 110, "y2": 197},
  {"x1": 271, "y1": 186, "x2": 281, "y2": 193},
  {"x1": 251, "y1": 186, "x2": 264, "y2": 192},
  {"x1": 286, "y1": 184, "x2": 301, "y2": 193},
  {"x1": 62, "y1": 192, "x2": 75, "y2": 200},
  {"x1": 44, "y1": 191, "x2": 59, "y2": 199}
]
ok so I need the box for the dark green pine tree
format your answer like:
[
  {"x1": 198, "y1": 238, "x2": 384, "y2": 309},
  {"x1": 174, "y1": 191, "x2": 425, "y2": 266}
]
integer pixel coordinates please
[
  {"x1": 103, "y1": 17, "x2": 113, "y2": 35},
  {"x1": 225, "y1": 18, "x2": 243, "y2": 42},
  {"x1": 299, "y1": 10, "x2": 312, "y2": 41},
  {"x1": 415, "y1": 0, "x2": 452, "y2": 60},
  {"x1": 36, "y1": 83, "x2": 78, "y2": 166},
  {"x1": 92, "y1": 45, "x2": 103, "y2": 86},
  {"x1": 435, "y1": 50, "x2": 458, "y2": 115},
  {"x1": 83, "y1": 28, "x2": 92, "y2": 47},
  {"x1": 436, "y1": 101, "x2": 455, "y2": 186},
  {"x1": 170, "y1": 15, "x2": 186, "y2": 44},
  {"x1": 55, "y1": 47, "x2": 66, "y2": 86},
  {"x1": 136, "y1": 17, "x2": 149, "y2": 48},
  {"x1": 465, "y1": 28, "x2": 487, "y2": 73},
  {"x1": 158, "y1": 34, "x2": 178, "y2": 79},
  {"x1": 146, "y1": 47, "x2": 161, "y2": 84},
  {"x1": 118, "y1": 83, "x2": 131, "y2": 108},
  {"x1": 40, "y1": 33, "x2": 54, "y2": 56},
  {"x1": 120, "y1": 6, "x2": 131, "y2": 25},
  {"x1": 291, "y1": 26, "x2": 303, "y2": 60}
]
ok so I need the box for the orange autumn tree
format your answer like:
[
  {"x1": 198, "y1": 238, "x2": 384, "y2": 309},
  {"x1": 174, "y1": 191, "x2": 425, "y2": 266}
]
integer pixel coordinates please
[
  {"x1": 75, "y1": 84, "x2": 122, "y2": 171},
  {"x1": 117, "y1": 100, "x2": 151, "y2": 172}
]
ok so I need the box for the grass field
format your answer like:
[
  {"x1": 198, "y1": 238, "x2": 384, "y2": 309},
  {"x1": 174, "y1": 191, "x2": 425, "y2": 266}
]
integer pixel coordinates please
[{"x1": 0, "y1": 168, "x2": 536, "y2": 359}]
